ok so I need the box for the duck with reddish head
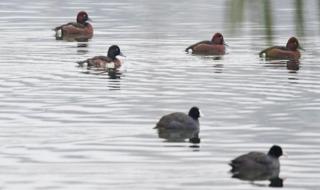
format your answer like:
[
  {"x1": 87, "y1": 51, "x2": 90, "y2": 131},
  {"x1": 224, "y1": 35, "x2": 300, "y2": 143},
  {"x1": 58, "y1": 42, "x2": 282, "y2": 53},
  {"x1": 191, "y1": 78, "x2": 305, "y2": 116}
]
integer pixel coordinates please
[
  {"x1": 53, "y1": 11, "x2": 93, "y2": 41},
  {"x1": 77, "y1": 45, "x2": 125, "y2": 70},
  {"x1": 259, "y1": 37, "x2": 303, "y2": 60},
  {"x1": 185, "y1": 33, "x2": 227, "y2": 55}
]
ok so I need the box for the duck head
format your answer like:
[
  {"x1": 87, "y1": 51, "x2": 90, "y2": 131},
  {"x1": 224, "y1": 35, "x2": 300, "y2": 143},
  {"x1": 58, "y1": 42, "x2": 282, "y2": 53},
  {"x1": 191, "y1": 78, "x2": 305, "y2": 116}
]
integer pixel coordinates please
[
  {"x1": 211, "y1": 32, "x2": 225, "y2": 45},
  {"x1": 107, "y1": 45, "x2": 125, "y2": 60},
  {"x1": 77, "y1": 11, "x2": 91, "y2": 24},
  {"x1": 268, "y1": 145, "x2": 283, "y2": 158},
  {"x1": 286, "y1": 37, "x2": 303, "y2": 51},
  {"x1": 188, "y1": 106, "x2": 201, "y2": 121}
]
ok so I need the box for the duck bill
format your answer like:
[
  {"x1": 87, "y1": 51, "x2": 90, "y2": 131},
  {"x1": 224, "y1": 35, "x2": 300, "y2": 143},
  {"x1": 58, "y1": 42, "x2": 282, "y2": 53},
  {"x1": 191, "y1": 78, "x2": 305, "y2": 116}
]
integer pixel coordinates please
[
  {"x1": 199, "y1": 110, "x2": 204, "y2": 117},
  {"x1": 298, "y1": 46, "x2": 305, "y2": 51},
  {"x1": 119, "y1": 52, "x2": 126, "y2": 57},
  {"x1": 224, "y1": 42, "x2": 229, "y2": 47},
  {"x1": 87, "y1": 17, "x2": 93, "y2": 22},
  {"x1": 282, "y1": 152, "x2": 288, "y2": 158}
]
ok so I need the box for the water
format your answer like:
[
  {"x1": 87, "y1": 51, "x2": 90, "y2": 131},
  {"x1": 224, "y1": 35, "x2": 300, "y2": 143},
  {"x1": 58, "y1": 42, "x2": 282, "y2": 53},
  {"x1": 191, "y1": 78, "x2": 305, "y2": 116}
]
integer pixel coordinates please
[{"x1": 0, "y1": 0, "x2": 320, "y2": 189}]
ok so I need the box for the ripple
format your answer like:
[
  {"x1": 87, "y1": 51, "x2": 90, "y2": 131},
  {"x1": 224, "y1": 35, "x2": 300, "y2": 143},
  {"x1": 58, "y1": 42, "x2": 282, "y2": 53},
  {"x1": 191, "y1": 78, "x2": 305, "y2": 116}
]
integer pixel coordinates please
[{"x1": 0, "y1": 0, "x2": 320, "y2": 189}]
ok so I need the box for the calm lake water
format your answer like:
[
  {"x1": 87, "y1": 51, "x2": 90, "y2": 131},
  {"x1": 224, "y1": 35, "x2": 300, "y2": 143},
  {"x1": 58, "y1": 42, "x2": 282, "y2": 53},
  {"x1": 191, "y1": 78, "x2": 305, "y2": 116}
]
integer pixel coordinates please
[{"x1": 0, "y1": 0, "x2": 320, "y2": 189}]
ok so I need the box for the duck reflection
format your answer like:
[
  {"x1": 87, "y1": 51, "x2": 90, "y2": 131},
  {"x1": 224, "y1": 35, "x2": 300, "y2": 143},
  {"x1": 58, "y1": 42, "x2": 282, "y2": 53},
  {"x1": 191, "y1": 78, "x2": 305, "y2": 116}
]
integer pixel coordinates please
[
  {"x1": 197, "y1": 55, "x2": 224, "y2": 73},
  {"x1": 55, "y1": 34, "x2": 92, "y2": 42},
  {"x1": 262, "y1": 60, "x2": 300, "y2": 72},
  {"x1": 78, "y1": 64, "x2": 123, "y2": 78},
  {"x1": 198, "y1": 55, "x2": 224, "y2": 61},
  {"x1": 286, "y1": 60, "x2": 300, "y2": 72},
  {"x1": 156, "y1": 127, "x2": 200, "y2": 143},
  {"x1": 76, "y1": 42, "x2": 89, "y2": 55},
  {"x1": 231, "y1": 167, "x2": 283, "y2": 187}
]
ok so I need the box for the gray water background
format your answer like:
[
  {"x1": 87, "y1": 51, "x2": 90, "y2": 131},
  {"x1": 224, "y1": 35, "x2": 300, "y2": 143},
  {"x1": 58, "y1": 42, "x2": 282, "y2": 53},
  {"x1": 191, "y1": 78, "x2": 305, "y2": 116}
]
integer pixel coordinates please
[{"x1": 0, "y1": 0, "x2": 320, "y2": 189}]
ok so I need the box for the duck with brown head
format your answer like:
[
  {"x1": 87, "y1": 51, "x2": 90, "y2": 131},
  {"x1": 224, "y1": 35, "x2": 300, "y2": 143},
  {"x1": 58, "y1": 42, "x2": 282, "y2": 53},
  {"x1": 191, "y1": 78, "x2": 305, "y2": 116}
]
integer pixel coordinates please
[
  {"x1": 185, "y1": 33, "x2": 227, "y2": 55},
  {"x1": 259, "y1": 37, "x2": 303, "y2": 60},
  {"x1": 53, "y1": 11, "x2": 93, "y2": 40}
]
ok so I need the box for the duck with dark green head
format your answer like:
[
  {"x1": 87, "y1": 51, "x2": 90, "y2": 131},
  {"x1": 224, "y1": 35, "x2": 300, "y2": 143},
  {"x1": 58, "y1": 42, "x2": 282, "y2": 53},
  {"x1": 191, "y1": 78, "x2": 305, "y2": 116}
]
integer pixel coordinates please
[{"x1": 77, "y1": 45, "x2": 125, "y2": 70}]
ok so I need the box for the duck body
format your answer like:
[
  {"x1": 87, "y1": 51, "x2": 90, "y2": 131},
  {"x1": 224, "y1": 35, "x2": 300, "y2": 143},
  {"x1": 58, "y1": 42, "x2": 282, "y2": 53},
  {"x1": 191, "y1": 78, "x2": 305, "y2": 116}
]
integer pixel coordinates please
[
  {"x1": 155, "y1": 107, "x2": 201, "y2": 143},
  {"x1": 186, "y1": 33, "x2": 226, "y2": 55},
  {"x1": 156, "y1": 112, "x2": 199, "y2": 130},
  {"x1": 55, "y1": 22, "x2": 93, "y2": 37},
  {"x1": 77, "y1": 45, "x2": 124, "y2": 70},
  {"x1": 259, "y1": 37, "x2": 302, "y2": 60},
  {"x1": 80, "y1": 55, "x2": 122, "y2": 69},
  {"x1": 230, "y1": 151, "x2": 280, "y2": 173},
  {"x1": 54, "y1": 11, "x2": 93, "y2": 40},
  {"x1": 229, "y1": 145, "x2": 283, "y2": 181}
]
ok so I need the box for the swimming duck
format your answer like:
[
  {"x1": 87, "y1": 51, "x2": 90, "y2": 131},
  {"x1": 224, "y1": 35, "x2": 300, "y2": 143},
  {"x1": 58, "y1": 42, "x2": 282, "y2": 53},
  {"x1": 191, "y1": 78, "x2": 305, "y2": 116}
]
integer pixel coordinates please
[
  {"x1": 77, "y1": 45, "x2": 124, "y2": 70},
  {"x1": 259, "y1": 37, "x2": 303, "y2": 60},
  {"x1": 185, "y1": 33, "x2": 226, "y2": 55},
  {"x1": 53, "y1": 11, "x2": 93, "y2": 39},
  {"x1": 155, "y1": 107, "x2": 201, "y2": 143},
  {"x1": 229, "y1": 145, "x2": 283, "y2": 178}
]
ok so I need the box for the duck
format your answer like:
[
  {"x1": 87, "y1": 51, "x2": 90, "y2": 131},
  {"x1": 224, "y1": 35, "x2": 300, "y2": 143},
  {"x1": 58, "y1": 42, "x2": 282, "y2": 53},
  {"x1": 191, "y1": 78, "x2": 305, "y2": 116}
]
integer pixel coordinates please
[
  {"x1": 229, "y1": 145, "x2": 283, "y2": 180},
  {"x1": 77, "y1": 45, "x2": 124, "y2": 70},
  {"x1": 259, "y1": 37, "x2": 303, "y2": 60},
  {"x1": 185, "y1": 33, "x2": 227, "y2": 55},
  {"x1": 53, "y1": 11, "x2": 93, "y2": 39},
  {"x1": 154, "y1": 107, "x2": 201, "y2": 143}
]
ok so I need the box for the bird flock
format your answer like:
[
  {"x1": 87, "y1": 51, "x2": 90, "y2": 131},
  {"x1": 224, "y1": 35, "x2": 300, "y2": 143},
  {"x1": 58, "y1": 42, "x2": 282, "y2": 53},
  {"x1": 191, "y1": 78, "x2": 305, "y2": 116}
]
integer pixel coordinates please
[{"x1": 53, "y1": 11, "x2": 299, "y2": 187}]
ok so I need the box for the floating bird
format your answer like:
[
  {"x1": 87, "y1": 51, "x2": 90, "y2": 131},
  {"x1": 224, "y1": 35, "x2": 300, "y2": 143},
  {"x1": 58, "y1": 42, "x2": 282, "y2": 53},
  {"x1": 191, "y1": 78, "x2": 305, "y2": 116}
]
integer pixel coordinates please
[
  {"x1": 155, "y1": 107, "x2": 201, "y2": 143},
  {"x1": 259, "y1": 37, "x2": 303, "y2": 60},
  {"x1": 185, "y1": 33, "x2": 227, "y2": 55},
  {"x1": 229, "y1": 145, "x2": 284, "y2": 182},
  {"x1": 53, "y1": 11, "x2": 93, "y2": 40},
  {"x1": 77, "y1": 45, "x2": 124, "y2": 70}
]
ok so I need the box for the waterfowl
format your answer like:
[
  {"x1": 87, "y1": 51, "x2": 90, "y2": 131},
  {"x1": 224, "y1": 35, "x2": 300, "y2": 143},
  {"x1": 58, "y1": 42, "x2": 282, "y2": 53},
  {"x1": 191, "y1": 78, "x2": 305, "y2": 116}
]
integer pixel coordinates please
[
  {"x1": 155, "y1": 107, "x2": 201, "y2": 143},
  {"x1": 185, "y1": 33, "x2": 226, "y2": 55},
  {"x1": 259, "y1": 37, "x2": 303, "y2": 60},
  {"x1": 229, "y1": 145, "x2": 283, "y2": 179},
  {"x1": 77, "y1": 45, "x2": 124, "y2": 70},
  {"x1": 53, "y1": 11, "x2": 93, "y2": 39}
]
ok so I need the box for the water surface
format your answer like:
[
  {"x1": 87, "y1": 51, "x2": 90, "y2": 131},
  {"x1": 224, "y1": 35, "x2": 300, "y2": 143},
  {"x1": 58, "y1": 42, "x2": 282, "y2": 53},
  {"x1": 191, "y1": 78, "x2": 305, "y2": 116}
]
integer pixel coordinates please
[{"x1": 0, "y1": 0, "x2": 320, "y2": 189}]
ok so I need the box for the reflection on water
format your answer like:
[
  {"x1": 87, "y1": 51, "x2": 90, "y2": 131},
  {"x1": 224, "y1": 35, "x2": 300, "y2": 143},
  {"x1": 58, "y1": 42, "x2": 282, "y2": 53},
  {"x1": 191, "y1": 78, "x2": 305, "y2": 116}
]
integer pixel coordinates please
[
  {"x1": 55, "y1": 34, "x2": 92, "y2": 43},
  {"x1": 0, "y1": 0, "x2": 320, "y2": 189},
  {"x1": 156, "y1": 128, "x2": 200, "y2": 143},
  {"x1": 241, "y1": 177, "x2": 284, "y2": 188},
  {"x1": 261, "y1": 60, "x2": 300, "y2": 72},
  {"x1": 77, "y1": 42, "x2": 89, "y2": 54},
  {"x1": 286, "y1": 60, "x2": 300, "y2": 72},
  {"x1": 227, "y1": 0, "x2": 307, "y2": 44},
  {"x1": 230, "y1": 166, "x2": 283, "y2": 188},
  {"x1": 295, "y1": 0, "x2": 304, "y2": 36}
]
